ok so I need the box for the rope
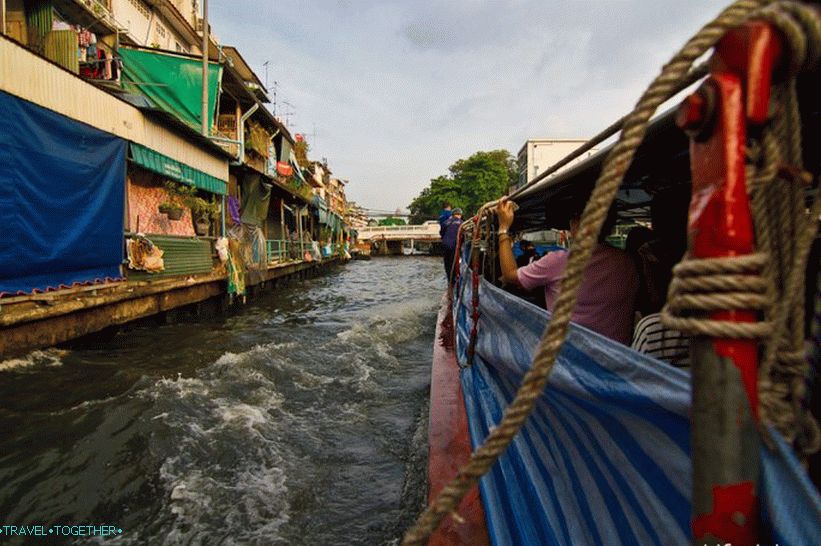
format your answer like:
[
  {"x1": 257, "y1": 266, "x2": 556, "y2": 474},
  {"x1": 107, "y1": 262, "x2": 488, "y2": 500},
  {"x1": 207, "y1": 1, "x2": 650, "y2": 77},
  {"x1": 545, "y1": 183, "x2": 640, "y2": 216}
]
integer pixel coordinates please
[
  {"x1": 402, "y1": 1, "x2": 782, "y2": 543},
  {"x1": 661, "y1": 1, "x2": 821, "y2": 455},
  {"x1": 510, "y1": 62, "x2": 710, "y2": 202},
  {"x1": 661, "y1": 254, "x2": 774, "y2": 339}
]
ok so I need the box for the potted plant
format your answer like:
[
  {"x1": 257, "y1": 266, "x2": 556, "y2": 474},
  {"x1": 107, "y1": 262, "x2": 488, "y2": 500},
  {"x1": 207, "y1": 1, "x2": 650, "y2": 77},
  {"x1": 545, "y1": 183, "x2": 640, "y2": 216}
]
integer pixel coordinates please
[
  {"x1": 188, "y1": 196, "x2": 221, "y2": 236},
  {"x1": 160, "y1": 182, "x2": 220, "y2": 234},
  {"x1": 158, "y1": 201, "x2": 184, "y2": 221}
]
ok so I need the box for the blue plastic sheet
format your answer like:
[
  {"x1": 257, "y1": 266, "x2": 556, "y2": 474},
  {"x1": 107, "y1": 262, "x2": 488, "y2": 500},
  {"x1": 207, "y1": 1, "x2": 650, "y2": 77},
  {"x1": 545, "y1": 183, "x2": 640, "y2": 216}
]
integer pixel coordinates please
[
  {"x1": 453, "y1": 260, "x2": 821, "y2": 545},
  {"x1": 0, "y1": 90, "x2": 126, "y2": 296}
]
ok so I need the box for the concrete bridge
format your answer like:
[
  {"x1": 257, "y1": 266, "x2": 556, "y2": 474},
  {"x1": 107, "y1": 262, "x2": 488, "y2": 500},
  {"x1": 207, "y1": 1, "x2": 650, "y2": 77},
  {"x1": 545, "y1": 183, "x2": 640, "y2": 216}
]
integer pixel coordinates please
[
  {"x1": 356, "y1": 224, "x2": 441, "y2": 242},
  {"x1": 355, "y1": 224, "x2": 441, "y2": 256}
]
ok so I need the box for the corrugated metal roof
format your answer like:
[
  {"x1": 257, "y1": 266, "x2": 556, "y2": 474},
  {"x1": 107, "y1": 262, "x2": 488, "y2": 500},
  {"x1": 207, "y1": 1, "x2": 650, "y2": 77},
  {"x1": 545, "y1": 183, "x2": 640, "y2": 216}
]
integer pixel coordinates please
[{"x1": 130, "y1": 143, "x2": 228, "y2": 195}]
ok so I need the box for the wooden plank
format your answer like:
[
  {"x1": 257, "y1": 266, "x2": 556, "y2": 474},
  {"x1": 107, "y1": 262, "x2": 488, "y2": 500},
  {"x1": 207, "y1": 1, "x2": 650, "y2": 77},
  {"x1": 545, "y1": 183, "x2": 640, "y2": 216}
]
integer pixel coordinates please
[
  {"x1": 0, "y1": 259, "x2": 342, "y2": 357},
  {"x1": 0, "y1": 280, "x2": 224, "y2": 358}
]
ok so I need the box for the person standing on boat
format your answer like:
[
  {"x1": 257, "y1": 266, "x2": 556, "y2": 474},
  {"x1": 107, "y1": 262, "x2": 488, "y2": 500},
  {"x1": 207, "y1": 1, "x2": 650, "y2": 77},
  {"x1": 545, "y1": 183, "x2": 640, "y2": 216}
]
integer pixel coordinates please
[
  {"x1": 438, "y1": 202, "x2": 452, "y2": 238},
  {"x1": 441, "y1": 208, "x2": 463, "y2": 281},
  {"x1": 496, "y1": 198, "x2": 638, "y2": 344}
]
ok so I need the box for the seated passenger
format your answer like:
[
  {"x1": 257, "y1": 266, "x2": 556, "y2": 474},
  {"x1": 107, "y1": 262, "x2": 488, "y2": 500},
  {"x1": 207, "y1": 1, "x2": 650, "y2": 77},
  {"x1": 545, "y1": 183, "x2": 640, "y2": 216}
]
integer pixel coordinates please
[
  {"x1": 497, "y1": 199, "x2": 638, "y2": 345},
  {"x1": 636, "y1": 186, "x2": 689, "y2": 316},
  {"x1": 630, "y1": 186, "x2": 692, "y2": 366},
  {"x1": 631, "y1": 312, "x2": 690, "y2": 367},
  {"x1": 516, "y1": 240, "x2": 537, "y2": 268}
]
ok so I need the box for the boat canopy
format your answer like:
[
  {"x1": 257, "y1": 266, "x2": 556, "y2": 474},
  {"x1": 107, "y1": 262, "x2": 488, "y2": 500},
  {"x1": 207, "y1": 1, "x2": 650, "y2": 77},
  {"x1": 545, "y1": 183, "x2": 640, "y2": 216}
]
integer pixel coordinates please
[{"x1": 512, "y1": 108, "x2": 689, "y2": 232}]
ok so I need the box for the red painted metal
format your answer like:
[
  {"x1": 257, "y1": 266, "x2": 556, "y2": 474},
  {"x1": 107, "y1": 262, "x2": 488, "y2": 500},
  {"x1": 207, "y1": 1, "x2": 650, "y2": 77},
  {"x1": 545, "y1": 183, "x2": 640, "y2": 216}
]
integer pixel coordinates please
[
  {"x1": 680, "y1": 21, "x2": 784, "y2": 545},
  {"x1": 427, "y1": 298, "x2": 490, "y2": 546},
  {"x1": 685, "y1": 71, "x2": 760, "y2": 411}
]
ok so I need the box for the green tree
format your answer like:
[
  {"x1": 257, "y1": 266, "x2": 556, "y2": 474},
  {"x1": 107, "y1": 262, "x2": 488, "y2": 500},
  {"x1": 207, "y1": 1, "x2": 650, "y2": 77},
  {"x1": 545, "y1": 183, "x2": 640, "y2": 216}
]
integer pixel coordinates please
[
  {"x1": 378, "y1": 216, "x2": 407, "y2": 226},
  {"x1": 408, "y1": 150, "x2": 516, "y2": 223}
]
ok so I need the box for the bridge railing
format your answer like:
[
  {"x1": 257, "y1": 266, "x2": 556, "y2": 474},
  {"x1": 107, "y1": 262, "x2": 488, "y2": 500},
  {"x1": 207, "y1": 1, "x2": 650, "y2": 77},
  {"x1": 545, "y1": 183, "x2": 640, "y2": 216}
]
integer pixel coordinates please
[{"x1": 357, "y1": 224, "x2": 441, "y2": 241}]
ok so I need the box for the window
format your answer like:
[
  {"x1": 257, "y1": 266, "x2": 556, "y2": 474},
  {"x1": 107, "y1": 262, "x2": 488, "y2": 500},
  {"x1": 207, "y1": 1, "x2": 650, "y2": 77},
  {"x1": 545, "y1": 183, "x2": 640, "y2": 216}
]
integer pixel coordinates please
[{"x1": 128, "y1": 0, "x2": 150, "y2": 19}]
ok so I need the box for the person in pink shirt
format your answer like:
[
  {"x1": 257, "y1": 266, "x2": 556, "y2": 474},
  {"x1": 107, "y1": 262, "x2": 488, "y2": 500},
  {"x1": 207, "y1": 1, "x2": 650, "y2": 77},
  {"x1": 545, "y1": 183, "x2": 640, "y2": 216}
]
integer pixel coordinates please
[{"x1": 496, "y1": 198, "x2": 638, "y2": 345}]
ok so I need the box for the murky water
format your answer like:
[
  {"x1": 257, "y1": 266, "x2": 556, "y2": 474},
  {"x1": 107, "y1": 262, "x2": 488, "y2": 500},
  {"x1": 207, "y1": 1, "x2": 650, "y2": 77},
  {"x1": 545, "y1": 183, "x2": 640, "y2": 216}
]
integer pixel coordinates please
[{"x1": 0, "y1": 257, "x2": 444, "y2": 545}]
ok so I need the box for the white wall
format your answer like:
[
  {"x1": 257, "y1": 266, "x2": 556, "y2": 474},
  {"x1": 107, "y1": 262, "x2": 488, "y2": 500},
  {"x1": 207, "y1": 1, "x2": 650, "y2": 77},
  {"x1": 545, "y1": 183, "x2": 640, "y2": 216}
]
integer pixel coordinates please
[
  {"x1": 111, "y1": 0, "x2": 190, "y2": 52},
  {"x1": 514, "y1": 139, "x2": 598, "y2": 191}
]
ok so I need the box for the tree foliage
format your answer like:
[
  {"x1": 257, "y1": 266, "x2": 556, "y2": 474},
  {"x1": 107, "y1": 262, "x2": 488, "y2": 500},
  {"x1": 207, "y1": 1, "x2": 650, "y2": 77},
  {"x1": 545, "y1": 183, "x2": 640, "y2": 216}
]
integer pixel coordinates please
[
  {"x1": 378, "y1": 216, "x2": 407, "y2": 226},
  {"x1": 408, "y1": 150, "x2": 516, "y2": 223}
]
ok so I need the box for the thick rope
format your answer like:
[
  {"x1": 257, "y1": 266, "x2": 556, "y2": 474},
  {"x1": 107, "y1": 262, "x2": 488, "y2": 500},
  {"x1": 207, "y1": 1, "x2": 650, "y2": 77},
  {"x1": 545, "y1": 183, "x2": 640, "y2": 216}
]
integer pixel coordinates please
[
  {"x1": 402, "y1": 1, "x2": 778, "y2": 543},
  {"x1": 662, "y1": 1, "x2": 821, "y2": 455},
  {"x1": 661, "y1": 254, "x2": 774, "y2": 339}
]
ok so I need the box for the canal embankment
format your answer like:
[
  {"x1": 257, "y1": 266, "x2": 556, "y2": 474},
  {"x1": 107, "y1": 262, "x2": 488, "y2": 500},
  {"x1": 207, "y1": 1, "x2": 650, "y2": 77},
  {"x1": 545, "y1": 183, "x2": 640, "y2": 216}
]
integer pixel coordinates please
[{"x1": 0, "y1": 257, "x2": 342, "y2": 359}]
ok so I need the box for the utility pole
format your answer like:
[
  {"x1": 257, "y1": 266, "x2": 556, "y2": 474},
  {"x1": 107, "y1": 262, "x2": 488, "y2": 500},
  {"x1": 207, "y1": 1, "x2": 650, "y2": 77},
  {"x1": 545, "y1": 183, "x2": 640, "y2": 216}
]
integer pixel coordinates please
[
  {"x1": 282, "y1": 101, "x2": 295, "y2": 128},
  {"x1": 262, "y1": 61, "x2": 269, "y2": 91},
  {"x1": 200, "y1": 0, "x2": 209, "y2": 136},
  {"x1": 270, "y1": 80, "x2": 278, "y2": 116}
]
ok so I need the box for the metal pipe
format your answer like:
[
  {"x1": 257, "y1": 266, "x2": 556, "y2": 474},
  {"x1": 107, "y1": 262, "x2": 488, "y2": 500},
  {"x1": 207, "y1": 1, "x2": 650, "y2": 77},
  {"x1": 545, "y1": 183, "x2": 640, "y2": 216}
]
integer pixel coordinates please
[
  {"x1": 200, "y1": 0, "x2": 209, "y2": 136},
  {"x1": 280, "y1": 199, "x2": 285, "y2": 247},
  {"x1": 234, "y1": 103, "x2": 259, "y2": 165},
  {"x1": 297, "y1": 206, "x2": 304, "y2": 257},
  {"x1": 220, "y1": 194, "x2": 226, "y2": 236}
]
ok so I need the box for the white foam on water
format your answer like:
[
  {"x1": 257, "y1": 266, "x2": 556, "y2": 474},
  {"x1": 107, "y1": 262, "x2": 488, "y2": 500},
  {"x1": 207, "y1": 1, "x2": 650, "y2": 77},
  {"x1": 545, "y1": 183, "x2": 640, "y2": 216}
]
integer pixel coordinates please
[
  {"x1": 135, "y1": 349, "x2": 293, "y2": 544},
  {"x1": 0, "y1": 348, "x2": 68, "y2": 372}
]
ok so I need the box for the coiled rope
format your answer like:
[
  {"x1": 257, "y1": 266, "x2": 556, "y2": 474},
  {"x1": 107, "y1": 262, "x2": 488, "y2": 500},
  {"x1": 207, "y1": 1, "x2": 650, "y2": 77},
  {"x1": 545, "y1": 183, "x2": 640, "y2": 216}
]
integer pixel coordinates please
[
  {"x1": 402, "y1": 1, "x2": 817, "y2": 543},
  {"x1": 662, "y1": 0, "x2": 821, "y2": 456}
]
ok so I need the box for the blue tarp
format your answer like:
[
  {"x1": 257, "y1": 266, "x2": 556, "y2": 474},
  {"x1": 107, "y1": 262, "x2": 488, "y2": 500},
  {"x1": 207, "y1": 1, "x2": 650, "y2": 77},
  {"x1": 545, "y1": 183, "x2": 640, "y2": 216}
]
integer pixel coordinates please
[
  {"x1": 453, "y1": 257, "x2": 821, "y2": 546},
  {"x1": 0, "y1": 91, "x2": 126, "y2": 296}
]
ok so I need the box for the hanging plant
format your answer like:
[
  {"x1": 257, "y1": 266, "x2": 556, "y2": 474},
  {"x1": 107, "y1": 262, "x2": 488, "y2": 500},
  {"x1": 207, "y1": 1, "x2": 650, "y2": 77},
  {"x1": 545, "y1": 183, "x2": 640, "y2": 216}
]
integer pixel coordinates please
[{"x1": 160, "y1": 182, "x2": 220, "y2": 228}]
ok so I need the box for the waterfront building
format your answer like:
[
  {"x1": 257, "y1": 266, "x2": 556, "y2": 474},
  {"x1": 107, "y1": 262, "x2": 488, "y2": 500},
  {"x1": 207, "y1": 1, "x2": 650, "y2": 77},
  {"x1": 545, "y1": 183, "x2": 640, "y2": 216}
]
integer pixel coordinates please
[
  {"x1": 512, "y1": 138, "x2": 599, "y2": 192},
  {"x1": 0, "y1": 1, "x2": 351, "y2": 356}
]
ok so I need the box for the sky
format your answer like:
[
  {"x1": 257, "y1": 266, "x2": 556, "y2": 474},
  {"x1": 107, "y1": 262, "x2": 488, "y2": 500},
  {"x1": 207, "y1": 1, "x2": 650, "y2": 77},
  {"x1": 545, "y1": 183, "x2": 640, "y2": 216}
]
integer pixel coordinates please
[{"x1": 210, "y1": 0, "x2": 723, "y2": 212}]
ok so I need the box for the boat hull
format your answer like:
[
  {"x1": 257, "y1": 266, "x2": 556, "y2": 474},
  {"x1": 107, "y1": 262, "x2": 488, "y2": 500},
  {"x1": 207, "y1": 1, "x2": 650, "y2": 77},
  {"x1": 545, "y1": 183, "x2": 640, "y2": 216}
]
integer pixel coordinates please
[{"x1": 426, "y1": 293, "x2": 489, "y2": 545}]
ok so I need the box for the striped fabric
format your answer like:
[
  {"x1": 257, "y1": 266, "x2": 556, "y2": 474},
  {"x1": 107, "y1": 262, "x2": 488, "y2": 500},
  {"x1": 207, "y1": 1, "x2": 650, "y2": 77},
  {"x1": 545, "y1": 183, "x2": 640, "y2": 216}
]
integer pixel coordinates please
[
  {"x1": 631, "y1": 313, "x2": 690, "y2": 367},
  {"x1": 453, "y1": 265, "x2": 821, "y2": 546}
]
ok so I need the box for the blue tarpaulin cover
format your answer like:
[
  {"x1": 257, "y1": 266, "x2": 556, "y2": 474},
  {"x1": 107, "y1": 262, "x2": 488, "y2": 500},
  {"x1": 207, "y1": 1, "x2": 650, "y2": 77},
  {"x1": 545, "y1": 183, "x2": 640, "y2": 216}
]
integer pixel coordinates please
[
  {"x1": 0, "y1": 91, "x2": 126, "y2": 296},
  {"x1": 453, "y1": 257, "x2": 821, "y2": 546}
]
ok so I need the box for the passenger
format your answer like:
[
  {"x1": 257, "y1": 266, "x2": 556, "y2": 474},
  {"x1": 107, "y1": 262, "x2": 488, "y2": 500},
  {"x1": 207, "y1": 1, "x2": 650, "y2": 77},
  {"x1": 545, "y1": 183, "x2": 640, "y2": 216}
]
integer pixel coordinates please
[
  {"x1": 625, "y1": 225, "x2": 654, "y2": 317},
  {"x1": 630, "y1": 186, "x2": 691, "y2": 367},
  {"x1": 631, "y1": 313, "x2": 690, "y2": 368},
  {"x1": 438, "y1": 201, "x2": 453, "y2": 238},
  {"x1": 516, "y1": 240, "x2": 537, "y2": 268},
  {"x1": 625, "y1": 225, "x2": 653, "y2": 264},
  {"x1": 635, "y1": 187, "x2": 689, "y2": 316},
  {"x1": 441, "y1": 208, "x2": 463, "y2": 281},
  {"x1": 496, "y1": 198, "x2": 638, "y2": 345}
]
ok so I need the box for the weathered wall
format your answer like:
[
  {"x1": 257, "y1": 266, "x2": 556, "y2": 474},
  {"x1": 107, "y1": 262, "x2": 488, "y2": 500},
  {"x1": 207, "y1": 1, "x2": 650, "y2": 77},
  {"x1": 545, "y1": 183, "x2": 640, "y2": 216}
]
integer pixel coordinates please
[
  {"x1": 0, "y1": 34, "x2": 228, "y2": 181},
  {"x1": 127, "y1": 169, "x2": 196, "y2": 236}
]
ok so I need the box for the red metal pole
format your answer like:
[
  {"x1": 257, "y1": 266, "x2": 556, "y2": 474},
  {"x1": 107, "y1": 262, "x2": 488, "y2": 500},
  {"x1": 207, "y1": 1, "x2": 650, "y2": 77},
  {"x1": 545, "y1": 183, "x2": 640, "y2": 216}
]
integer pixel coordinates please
[{"x1": 677, "y1": 22, "x2": 783, "y2": 546}]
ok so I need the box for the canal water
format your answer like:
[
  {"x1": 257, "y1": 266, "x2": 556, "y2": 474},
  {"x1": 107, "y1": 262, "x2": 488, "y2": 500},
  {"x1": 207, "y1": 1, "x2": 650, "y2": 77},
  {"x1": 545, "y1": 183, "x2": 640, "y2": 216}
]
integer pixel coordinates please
[{"x1": 0, "y1": 257, "x2": 445, "y2": 545}]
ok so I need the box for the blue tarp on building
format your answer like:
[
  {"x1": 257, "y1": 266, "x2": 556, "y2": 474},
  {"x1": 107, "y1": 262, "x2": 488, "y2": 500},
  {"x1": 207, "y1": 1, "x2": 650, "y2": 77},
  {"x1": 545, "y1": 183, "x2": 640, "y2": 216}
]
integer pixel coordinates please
[{"x1": 0, "y1": 90, "x2": 127, "y2": 296}]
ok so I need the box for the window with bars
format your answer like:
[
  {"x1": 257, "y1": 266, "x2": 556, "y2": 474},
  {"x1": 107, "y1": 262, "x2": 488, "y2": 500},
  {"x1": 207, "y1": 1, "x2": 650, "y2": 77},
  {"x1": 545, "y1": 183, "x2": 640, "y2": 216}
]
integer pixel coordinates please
[{"x1": 128, "y1": 0, "x2": 150, "y2": 19}]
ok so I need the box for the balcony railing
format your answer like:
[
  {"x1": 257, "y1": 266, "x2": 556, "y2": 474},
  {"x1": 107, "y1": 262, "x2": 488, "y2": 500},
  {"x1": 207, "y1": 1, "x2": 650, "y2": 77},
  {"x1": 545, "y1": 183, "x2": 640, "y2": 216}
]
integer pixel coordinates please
[{"x1": 266, "y1": 240, "x2": 305, "y2": 262}]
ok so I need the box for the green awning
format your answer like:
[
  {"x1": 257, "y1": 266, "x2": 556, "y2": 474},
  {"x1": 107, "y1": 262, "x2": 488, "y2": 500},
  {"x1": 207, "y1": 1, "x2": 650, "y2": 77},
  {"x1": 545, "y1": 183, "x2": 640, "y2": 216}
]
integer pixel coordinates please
[
  {"x1": 119, "y1": 47, "x2": 222, "y2": 130},
  {"x1": 130, "y1": 143, "x2": 227, "y2": 195}
]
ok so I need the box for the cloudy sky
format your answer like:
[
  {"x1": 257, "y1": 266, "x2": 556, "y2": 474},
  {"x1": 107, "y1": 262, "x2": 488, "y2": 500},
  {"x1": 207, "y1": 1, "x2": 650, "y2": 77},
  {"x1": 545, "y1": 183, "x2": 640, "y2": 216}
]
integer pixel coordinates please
[{"x1": 210, "y1": 0, "x2": 722, "y2": 212}]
